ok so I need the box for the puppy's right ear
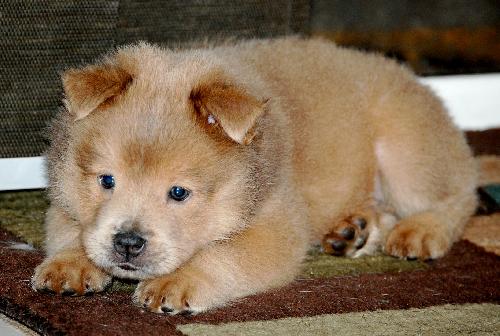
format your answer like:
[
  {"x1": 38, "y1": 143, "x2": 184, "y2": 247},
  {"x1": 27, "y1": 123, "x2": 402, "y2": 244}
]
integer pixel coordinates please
[
  {"x1": 62, "y1": 61, "x2": 133, "y2": 120},
  {"x1": 190, "y1": 72, "x2": 266, "y2": 145}
]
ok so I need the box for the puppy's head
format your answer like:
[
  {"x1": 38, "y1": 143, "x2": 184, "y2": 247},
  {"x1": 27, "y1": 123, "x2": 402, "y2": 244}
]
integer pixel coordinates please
[{"x1": 55, "y1": 43, "x2": 268, "y2": 279}]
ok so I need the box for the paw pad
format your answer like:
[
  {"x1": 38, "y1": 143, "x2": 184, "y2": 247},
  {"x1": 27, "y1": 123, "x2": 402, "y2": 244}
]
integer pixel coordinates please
[{"x1": 322, "y1": 216, "x2": 369, "y2": 256}]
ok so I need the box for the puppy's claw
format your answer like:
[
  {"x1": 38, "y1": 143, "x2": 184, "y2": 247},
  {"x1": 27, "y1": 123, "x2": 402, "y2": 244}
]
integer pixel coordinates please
[
  {"x1": 161, "y1": 306, "x2": 174, "y2": 313},
  {"x1": 61, "y1": 289, "x2": 76, "y2": 296},
  {"x1": 38, "y1": 287, "x2": 56, "y2": 295},
  {"x1": 179, "y1": 309, "x2": 194, "y2": 317}
]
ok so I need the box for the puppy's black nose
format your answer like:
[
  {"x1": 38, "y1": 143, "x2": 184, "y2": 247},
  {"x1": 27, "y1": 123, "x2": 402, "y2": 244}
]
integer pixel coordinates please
[{"x1": 113, "y1": 231, "x2": 146, "y2": 259}]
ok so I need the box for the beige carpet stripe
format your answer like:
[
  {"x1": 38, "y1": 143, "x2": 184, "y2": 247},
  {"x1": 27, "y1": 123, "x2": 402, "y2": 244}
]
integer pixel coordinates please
[
  {"x1": 178, "y1": 303, "x2": 500, "y2": 336},
  {"x1": 0, "y1": 314, "x2": 38, "y2": 336},
  {"x1": 463, "y1": 214, "x2": 500, "y2": 256}
]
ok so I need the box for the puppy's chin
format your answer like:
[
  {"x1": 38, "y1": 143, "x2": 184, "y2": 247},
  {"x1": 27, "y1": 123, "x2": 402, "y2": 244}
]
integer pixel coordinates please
[
  {"x1": 99, "y1": 254, "x2": 180, "y2": 280},
  {"x1": 85, "y1": 241, "x2": 184, "y2": 280},
  {"x1": 110, "y1": 265, "x2": 152, "y2": 280},
  {"x1": 94, "y1": 257, "x2": 173, "y2": 280}
]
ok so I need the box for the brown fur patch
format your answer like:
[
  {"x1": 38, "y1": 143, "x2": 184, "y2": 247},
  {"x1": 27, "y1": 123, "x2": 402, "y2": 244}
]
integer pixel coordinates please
[
  {"x1": 63, "y1": 63, "x2": 133, "y2": 120},
  {"x1": 190, "y1": 71, "x2": 265, "y2": 144},
  {"x1": 75, "y1": 138, "x2": 99, "y2": 175}
]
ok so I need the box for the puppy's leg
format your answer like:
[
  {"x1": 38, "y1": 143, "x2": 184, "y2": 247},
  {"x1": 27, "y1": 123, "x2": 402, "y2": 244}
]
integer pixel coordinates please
[
  {"x1": 375, "y1": 79, "x2": 477, "y2": 260},
  {"x1": 32, "y1": 206, "x2": 111, "y2": 295},
  {"x1": 134, "y1": 210, "x2": 308, "y2": 314}
]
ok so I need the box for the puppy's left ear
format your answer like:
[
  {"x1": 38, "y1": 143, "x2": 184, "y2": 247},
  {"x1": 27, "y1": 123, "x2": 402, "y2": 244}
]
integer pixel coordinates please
[
  {"x1": 190, "y1": 73, "x2": 266, "y2": 145},
  {"x1": 62, "y1": 61, "x2": 133, "y2": 120}
]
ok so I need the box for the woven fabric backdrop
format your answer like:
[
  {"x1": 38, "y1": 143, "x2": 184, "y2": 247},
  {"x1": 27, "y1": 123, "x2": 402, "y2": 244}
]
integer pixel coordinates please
[{"x1": 0, "y1": 0, "x2": 310, "y2": 158}]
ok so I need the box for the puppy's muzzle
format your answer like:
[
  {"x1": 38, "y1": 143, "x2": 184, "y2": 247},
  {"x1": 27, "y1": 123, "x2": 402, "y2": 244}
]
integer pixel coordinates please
[{"x1": 113, "y1": 231, "x2": 146, "y2": 260}]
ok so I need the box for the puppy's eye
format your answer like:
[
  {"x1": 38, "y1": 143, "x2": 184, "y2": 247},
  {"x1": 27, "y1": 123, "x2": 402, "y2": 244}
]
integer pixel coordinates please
[
  {"x1": 98, "y1": 174, "x2": 115, "y2": 190},
  {"x1": 169, "y1": 186, "x2": 190, "y2": 201}
]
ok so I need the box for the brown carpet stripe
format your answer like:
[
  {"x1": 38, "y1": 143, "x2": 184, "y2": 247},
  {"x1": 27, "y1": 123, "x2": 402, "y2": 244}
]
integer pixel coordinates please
[{"x1": 0, "y1": 227, "x2": 498, "y2": 336}]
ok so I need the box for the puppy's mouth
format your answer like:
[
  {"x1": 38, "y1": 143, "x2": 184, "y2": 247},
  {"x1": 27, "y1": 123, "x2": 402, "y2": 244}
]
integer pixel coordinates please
[{"x1": 117, "y1": 262, "x2": 139, "y2": 271}]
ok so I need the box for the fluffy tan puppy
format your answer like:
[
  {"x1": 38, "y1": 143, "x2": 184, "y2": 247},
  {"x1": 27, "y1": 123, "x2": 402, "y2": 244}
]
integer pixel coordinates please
[{"x1": 32, "y1": 37, "x2": 477, "y2": 314}]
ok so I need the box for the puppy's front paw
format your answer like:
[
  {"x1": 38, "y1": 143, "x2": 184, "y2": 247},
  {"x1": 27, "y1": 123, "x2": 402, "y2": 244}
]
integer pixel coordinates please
[
  {"x1": 134, "y1": 270, "x2": 211, "y2": 315},
  {"x1": 32, "y1": 249, "x2": 111, "y2": 295},
  {"x1": 385, "y1": 213, "x2": 451, "y2": 260}
]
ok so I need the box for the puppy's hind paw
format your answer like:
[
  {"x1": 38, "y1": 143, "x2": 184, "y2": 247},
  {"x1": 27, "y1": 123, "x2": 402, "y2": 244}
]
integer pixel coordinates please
[
  {"x1": 385, "y1": 212, "x2": 451, "y2": 260},
  {"x1": 322, "y1": 216, "x2": 370, "y2": 257}
]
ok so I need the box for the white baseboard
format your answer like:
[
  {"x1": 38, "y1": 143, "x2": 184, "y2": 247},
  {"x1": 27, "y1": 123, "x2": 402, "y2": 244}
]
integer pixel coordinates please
[
  {"x1": 420, "y1": 73, "x2": 500, "y2": 131},
  {"x1": 0, "y1": 157, "x2": 47, "y2": 191},
  {"x1": 1, "y1": 73, "x2": 499, "y2": 191}
]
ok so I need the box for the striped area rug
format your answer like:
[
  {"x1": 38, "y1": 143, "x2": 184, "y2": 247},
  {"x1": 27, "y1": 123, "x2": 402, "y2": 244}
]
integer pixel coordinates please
[{"x1": 0, "y1": 129, "x2": 499, "y2": 335}]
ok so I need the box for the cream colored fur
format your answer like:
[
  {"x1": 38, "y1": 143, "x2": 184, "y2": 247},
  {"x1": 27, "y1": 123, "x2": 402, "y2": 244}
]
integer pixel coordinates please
[{"x1": 32, "y1": 37, "x2": 477, "y2": 314}]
